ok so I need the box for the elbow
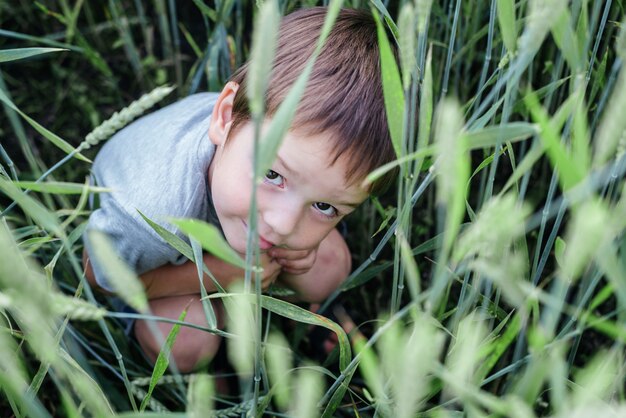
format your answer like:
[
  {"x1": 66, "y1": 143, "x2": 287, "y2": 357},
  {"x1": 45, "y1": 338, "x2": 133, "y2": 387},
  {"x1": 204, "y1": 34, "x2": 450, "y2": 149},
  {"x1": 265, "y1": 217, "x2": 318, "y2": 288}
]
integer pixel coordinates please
[{"x1": 82, "y1": 248, "x2": 106, "y2": 293}]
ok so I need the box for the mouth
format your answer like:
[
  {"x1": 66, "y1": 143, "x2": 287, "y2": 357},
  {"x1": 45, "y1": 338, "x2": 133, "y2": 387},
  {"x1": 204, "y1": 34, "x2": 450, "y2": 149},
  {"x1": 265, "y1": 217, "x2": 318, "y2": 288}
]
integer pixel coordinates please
[
  {"x1": 242, "y1": 221, "x2": 275, "y2": 250},
  {"x1": 258, "y1": 235, "x2": 275, "y2": 250}
]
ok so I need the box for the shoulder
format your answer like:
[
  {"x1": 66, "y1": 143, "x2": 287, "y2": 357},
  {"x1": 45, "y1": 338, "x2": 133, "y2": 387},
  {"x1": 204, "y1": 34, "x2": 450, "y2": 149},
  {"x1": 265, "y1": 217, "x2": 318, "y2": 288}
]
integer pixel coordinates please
[
  {"x1": 90, "y1": 92, "x2": 219, "y2": 242},
  {"x1": 95, "y1": 92, "x2": 219, "y2": 161},
  {"x1": 92, "y1": 92, "x2": 219, "y2": 189}
]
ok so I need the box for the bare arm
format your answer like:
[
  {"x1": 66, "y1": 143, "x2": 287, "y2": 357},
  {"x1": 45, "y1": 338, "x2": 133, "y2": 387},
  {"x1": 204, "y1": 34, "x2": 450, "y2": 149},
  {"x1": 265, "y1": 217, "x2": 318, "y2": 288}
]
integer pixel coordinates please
[
  {"x1": 82, "y1": 249, "x2": 281, "y2": 300},
  {"x1": 276, "y1": 228, "x2": 351, "y2": 303}
]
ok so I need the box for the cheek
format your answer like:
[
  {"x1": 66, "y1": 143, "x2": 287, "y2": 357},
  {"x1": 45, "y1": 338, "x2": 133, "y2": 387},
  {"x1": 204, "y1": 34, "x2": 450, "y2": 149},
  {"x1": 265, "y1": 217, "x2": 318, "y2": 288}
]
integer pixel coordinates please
[
  {"x1": 211, "y1": 168, "x2": 252, "y2": 216},
  {"x1": 293, "y1": 220, "x2": 337, "y2": 249}
]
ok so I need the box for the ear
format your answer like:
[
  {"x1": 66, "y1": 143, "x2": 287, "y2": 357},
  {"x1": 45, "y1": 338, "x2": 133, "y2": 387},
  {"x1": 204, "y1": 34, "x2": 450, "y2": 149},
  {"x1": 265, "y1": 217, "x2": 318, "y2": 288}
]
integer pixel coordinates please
[{"x1": 209, "y1": 81, "x2": 240, "y2": 146}]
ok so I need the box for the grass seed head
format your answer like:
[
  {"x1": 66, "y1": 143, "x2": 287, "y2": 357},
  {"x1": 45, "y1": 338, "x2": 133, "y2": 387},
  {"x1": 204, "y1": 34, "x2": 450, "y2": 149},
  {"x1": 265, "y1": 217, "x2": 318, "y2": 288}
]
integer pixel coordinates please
[
  {"x1": 79, "y1": 85, "x2": 175, "y2": 151},
  {"x1": 518, "y1": 0, "x2": 567, "y2": 55},
  {"x1": 86, "y1": 230, "x2": 149, "y2": 313},
  {"x1": 571, "y1": 349, "x2": 621, "y2": 407},
  {"x1": 398, "y1": 4, "x2": 416, "y2": 91},
  {"x1": 266, "y1": 331, "x2": 292, "y2": 410},
  {"x1": 444, "y1": 311, "x2": 487, "y2": 399},
  {"x1": 186, "y1": 374, "x2": 214, "y2": 418},
  {"x1": 562, "y1": 199, "x2": 611, "y2": 281},
  {"x1": 415, "y1": 0, "x2": 433, "y2": 34},
  {"x1": 51, "y1": 294, "x2": 107, "y2": 321},
  {"x1": 289, "y1": 363, "x2": 323, "y2": 418},
  {"x1": 225, "y1": 285, "x2": 255, "y2": 376},
  {"x1": 454, "y1": 194, "x2": 531, "y2": 263}
]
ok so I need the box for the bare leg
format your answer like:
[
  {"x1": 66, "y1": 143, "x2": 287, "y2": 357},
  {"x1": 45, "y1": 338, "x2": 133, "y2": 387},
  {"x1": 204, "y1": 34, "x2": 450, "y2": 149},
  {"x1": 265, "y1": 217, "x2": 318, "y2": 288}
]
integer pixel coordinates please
[
  {"x1": 134, "y1": 295, "x2": 223, "y2": 373},
  {"x1": 277, "y1": 228, "x2": 351, "y2": 303}
]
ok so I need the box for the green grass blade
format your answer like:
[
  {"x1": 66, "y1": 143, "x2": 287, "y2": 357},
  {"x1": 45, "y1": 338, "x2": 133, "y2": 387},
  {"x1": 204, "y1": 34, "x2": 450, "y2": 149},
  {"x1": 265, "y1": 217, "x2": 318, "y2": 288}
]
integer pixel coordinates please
[
  {"x1": 478, "y1": 312, "x2": 521, "y2": 379},
  {"x1": 592, "y1": 244, "x2": 626, "y2": 313},
  {"x1": 440, "y1": 0, "x2": 461, "y2": 99},
  {"x1": 0, "y1": 47, "x2": 66, "y2": 63},
  {"x1": 466, "y1": 122, "x2": 538, "y2": 149},
  {"x1": 140, "y1": 309, "x2": 188, "y2": 412},
  {"x1": 255, "y1": 0, "x2": 343, "y2": 180},
  {"x1": 190, "y1": 238, "x2": 217, "y2": 329},
  {"x1": 353, "y1": 332, "x2": 385, "y2": 404},
  {"x1": 398, "y1": 231, "x2": 421, "y2": 302},
  {"x1": 13, "y1": 181, "x2": 109, "y2": 195},
  {"x1": 571, "y1": 89, "x2": 591, "y2": 174},
  {"x1": 138, "y1": 211, "x2": 194, "y2": 261},
  {"x1": 57, "y1": 349, "x2": 115, "y2": 416},
  {"x1": 417, "y1": 45, "x2": 433, "y2": 154},
  {"x1": 0, "y1": 87, "x2": 89, "y2": 162},
  {"x1": 373, "y1": 9, "x2": 405, "y2": 159},
  {"x1": 289, "y1": 366, "x2": 324, "y2": 418},
  {"x1": 365, "y1": 146, "x2": 434, "y2": 185},
  {"x1": 266, "y1": 332, "x2": 292, "y2": 410},
  {"x1": 435, "y1": 99, "x2": 470, "y2": 257},
  {"x1": 186, "y1": 374, "x2": 214, "y2": 417},
  {"x1": 415, "y1": 0, "x2": 433, "y2": 34},
  {"x1": 501, "y1": 141, "x2": 545, "y2": 194},
  {"x1": 551, "y1": 8, "x2": 582, "y2": 71},
  {"x1": 0, "y1": 351, "x2": 50, "y2": 418},
  {"x1": 320, "y1": 367, "x2": 356, "y2": 418},
  {"x1": 171, "y1": 218, "x2": 246, "y2": 269},
  {"x1": 524, "y1": 90, "x2": 584, "y2": 190},
  {"x1": 138, "y1": 212, "x2": 227, "y2": 294},
  {"x1": 191, "y1": 0, "x2": 217, "y2": 21},
  {"x1": 593, "y1": 23, "x2": 626, "y2": 167},
  {"x1": 341, "y1": 229, "x2": 442, "y2": 292},
  {"x1": 0, "y1": 29, "x2": 82, "y2": 52},
  {"x1": 369, "y1": 0, "x2": 399, "y2": 39},
  {"x1": 0, "y1": 178, "x2": 63, "y2": 238},
  {"x1": 86, "y1": 230, "x2": 149, "y2": 313},
  {"x1": 258, "y1": 296, "x2": 351, "y2": 372},
  {"x1": 398, "y1": 4, "x2": 416, "y2": 91},
  {"x1": 496, "y1": 0, "x2": 517, "y2": 54},
  {"x1": 246, "y1": 0, "x2": 279, "y2": 117}
]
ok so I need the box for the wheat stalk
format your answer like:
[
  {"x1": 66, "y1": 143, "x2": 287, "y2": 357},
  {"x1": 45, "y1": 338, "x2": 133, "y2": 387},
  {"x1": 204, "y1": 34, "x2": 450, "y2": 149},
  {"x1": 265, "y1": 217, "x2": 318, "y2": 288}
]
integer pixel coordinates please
[
  {"x1": 132, "y1": 374, "x2": 192, "y2": 386},
  {"x1": 51, "y1": 294, "x2": 107, "y2": 321},
  {"x1": 130, "y1": 384, "x2": 169, "y2": 412},
  {"x1": 211, "y1": 397, "x2": 267, "y2": 417},
  {"x1": 78, "y1": 85, "x2": 176, "y2": 152},
  {"x1": 0, "y1": 85, "x2": 176, "y2": 218}
]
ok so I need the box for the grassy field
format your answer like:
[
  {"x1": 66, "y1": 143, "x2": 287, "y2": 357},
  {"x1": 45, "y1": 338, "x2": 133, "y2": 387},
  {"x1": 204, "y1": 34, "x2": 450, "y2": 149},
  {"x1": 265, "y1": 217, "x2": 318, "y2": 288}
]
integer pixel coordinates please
[{"x1": 1, "y1": 0, "x2": 626, "y2": 416}]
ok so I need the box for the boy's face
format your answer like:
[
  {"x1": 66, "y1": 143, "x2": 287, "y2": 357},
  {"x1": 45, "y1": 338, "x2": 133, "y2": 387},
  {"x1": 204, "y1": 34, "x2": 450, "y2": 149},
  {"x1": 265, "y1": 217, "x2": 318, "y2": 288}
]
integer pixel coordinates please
[{"x1": 208, "y1": 120, "x2": 368, "y2": 254}]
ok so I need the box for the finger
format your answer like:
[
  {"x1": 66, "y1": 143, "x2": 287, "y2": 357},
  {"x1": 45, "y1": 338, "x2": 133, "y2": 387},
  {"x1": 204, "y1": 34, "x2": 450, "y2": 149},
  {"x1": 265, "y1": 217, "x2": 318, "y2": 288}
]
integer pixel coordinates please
[
  {"x1": 282, "y1": 267, "x2": 309, "y2": 275},
  {"x1": 261, "y1": 258, "x2": 282, "y2": 273},
  {"x1": 268, "y1": 248, "x2": 311, "y2": 260},
  {"x1": 276, "y1": 257, "x2": 313, "y2": 271},
  {"x1": 262, "y1": 274, "x2": 279, "y2": 289}
]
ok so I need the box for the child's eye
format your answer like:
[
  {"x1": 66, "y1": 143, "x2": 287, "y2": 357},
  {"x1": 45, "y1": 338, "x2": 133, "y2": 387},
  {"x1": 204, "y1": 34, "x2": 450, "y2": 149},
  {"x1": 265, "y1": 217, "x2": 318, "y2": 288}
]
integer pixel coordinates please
[
  {"x1": 313, "y1": 202, "x2": 338, "y2": 218},
  {"x1": 264, "y1": 169, "x2": 284, "y2": 187}
]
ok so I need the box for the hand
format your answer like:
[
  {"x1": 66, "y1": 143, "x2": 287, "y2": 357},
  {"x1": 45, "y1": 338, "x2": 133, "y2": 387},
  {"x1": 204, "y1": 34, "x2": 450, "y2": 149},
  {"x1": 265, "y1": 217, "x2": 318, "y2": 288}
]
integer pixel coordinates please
[
  {"x1": 250, "y1": 252, "x2": 283, "y2": 290},
  {"x1": 268, "y1": 247, "x2": 318, "y2": 276}
]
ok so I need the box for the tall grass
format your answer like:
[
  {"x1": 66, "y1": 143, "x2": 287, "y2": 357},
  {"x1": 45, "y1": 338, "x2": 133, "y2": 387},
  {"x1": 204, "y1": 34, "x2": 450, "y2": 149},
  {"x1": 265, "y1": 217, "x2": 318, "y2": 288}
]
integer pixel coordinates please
[{"x1": 1, "y1": 0, "x2": 626, "y2": 416}]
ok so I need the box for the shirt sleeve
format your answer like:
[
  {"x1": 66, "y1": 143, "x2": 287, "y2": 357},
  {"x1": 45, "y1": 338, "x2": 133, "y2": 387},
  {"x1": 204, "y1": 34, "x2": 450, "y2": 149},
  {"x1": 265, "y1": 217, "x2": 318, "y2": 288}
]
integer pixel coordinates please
[{"x1": 84, "y1": 191, "x2": 171, "y2": 291}]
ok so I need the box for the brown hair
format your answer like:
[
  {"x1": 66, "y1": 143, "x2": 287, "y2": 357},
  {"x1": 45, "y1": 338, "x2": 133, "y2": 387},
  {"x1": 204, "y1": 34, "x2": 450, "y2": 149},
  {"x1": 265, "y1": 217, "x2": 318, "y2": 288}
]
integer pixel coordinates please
[{"x1": 228, "y1": 7, "x2": 398, "y2": 195}]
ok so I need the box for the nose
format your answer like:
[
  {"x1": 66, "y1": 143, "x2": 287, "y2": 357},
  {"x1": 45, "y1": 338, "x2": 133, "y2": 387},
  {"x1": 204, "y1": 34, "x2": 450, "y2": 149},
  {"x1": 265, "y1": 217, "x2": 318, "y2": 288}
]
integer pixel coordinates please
[{"x1": 261, "y1": 199, "x2": 303, "y2": 239}]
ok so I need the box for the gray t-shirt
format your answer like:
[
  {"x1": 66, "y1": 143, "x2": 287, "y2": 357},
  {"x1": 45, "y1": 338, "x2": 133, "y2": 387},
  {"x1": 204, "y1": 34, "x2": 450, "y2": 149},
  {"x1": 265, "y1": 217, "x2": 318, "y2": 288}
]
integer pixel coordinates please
[{"x1": 84, "y1": 93, "x2": 219, "y2": 291}]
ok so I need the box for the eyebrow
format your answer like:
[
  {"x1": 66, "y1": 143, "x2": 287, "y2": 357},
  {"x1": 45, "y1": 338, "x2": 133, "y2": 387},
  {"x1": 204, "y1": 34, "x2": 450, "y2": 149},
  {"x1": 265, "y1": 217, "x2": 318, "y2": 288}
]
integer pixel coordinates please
[
  {"x1": 275, "y1": 153, "x2": 363, "y2": 209},
  {"x1": 275, "y1": 154, "x2": 295, "y2": 175},
  {"x1": 337, "y1": 201, "x2": 362, "y2": 210}
]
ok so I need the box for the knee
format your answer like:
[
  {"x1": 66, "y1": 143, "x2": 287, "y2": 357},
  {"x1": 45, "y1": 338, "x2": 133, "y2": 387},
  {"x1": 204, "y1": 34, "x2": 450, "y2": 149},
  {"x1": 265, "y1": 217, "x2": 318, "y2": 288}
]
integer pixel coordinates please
[
  {"x1": 135, "y1": 298, "x2": 223, "y2": 373},
  {"x1": 319, "y1": 236, "x2": 351, "y2": 285},
  {"x1": 307, "y1": 234, "x2": 352, "y2": 303}
]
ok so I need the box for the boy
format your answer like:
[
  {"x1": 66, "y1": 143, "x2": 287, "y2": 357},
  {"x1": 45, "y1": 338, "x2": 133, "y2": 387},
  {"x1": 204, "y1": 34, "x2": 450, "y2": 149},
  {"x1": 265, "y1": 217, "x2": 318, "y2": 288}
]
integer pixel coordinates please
[{"x1": 83, "y1": 7, "x2": 397, "y2": 372}]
